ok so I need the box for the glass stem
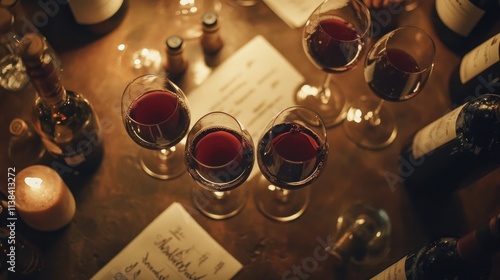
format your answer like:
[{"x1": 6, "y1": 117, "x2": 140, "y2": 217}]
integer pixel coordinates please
[
  {"x1": 212, "y1": 190, "x2": 228, "y2": 200},
  {"x1": 369, "y1": 99, "x2": 384, "y2": 126},
  {"x1": 275, "y1": 186, "x2": 290, "y2": 203},
  {"x1": 159, "y1": 146, "x2": 176, "y2": 159},
  {"x1": 319, "y1": 73, "x2": 332, "y2": 104}
]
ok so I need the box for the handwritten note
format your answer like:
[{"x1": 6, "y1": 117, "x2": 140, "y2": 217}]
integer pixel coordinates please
[
  {"x1": 263, "y1": 0, "x2": 323, "y2": 28},
  {"x1": 188, "y1": 35, "x2": 304, "y2": 179},
  {"x1": 91, "y1": 203, "x2": 243, "y2": 280}
]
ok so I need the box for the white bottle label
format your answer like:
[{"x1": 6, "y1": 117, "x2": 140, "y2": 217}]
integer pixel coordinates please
[
  {"x1": 370, "y1": 256, "x2": 408, "y2": 280},
  {"x1": 460, "y1": 33, "x2": 500, "y2": 84},
  {"x1": 435, "y1": 0, "x2": 485, "y2": 37},
  {"x1": 69, "y1": 0, "x2": 123, "y2": 24},
  {"x1": 411, "y1": 104, "x2": 465, "y2": 159}
]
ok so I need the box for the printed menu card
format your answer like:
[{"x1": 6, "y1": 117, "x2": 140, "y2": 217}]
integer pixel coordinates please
[{"x1": 91, "y1": 202, "x2": 243, "y2": 280}]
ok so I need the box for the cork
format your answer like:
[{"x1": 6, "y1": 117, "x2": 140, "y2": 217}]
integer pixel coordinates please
[
  {"x1": 18, "y1": 33, "x2": 47, "y2": 62},
  {"x1": 166, "y1": 35, "x2": 184, "y2": 52}
]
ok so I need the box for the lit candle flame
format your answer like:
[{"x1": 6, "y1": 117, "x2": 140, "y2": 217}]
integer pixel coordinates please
[{"x1": 25, "y1": 177, "x2": 43, "y2": 190}]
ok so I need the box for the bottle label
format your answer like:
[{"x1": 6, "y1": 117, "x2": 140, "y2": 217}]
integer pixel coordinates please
[
  {"x1": 435, "y1": 0, "x2": 485, "y2": 37},
  {"x1": 460, "y1": 33, "x2": 500, "y2": 84},
  {"x1": 370, "y1": 256, "x2": 407, "y2": 280},
  {"x1": 69, "y1": 0, "x2": 123, "y2": 24},
  {"x1": 411, "y1": 104, "x2": 465, "y2": 159}
]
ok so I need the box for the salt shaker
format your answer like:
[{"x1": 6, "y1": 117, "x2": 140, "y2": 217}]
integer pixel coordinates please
[
  {"x1": 165, "y1": 35, "x2": 188, "y2": 76},
  {"x1": 200, "y1": 12, "x2": 223, "y2": 54}
]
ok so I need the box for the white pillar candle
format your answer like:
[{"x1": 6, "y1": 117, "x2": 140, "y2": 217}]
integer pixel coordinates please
[{"x1": 16, "y1": 165, "x2": 76, "y2": 231}]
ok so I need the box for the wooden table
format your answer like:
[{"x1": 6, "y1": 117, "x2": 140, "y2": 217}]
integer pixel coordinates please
[{"x1": 1, "y1": 0, "x2": 499, "y2": 279}]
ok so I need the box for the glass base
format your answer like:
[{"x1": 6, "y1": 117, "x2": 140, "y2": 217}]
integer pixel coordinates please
[
  {"x1": 295, "y1": 82, "x2": 348, "y2": 128},
  {"x1": 192, "y1": 187, "x2": 247, "y2": 219},
  {"x1": 117, "y1": 45, "x2": 162, "y2": 75},
  {"x1": 139, "y1": 144, "x2": 186, "y2": 180},
  {"x1": 343, "y1": 96, "x2": 397, "y2": 150},
  {"x1": 254, "y1": 175, "x2": 310, "y2": 222}
]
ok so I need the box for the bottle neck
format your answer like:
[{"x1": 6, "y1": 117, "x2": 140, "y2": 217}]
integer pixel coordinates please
[
  {"x1": 458, "y1": 212, "x2": 500, "y2": 260},
  {"x1": 26, "y1": 54, "x2": 66, "y2": 106}
]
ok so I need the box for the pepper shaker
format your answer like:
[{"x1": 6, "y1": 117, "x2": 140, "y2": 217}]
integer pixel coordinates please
[
  {"x1": 165, "y1": 35, "x2": 188, "y2": 76},
  {"x1": 200, "y1": 12, "x2": 223, "y2": 54}
]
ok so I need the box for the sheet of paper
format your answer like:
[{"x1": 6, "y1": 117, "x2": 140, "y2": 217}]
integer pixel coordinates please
[
  {"x1": 263, "y1": 0, "x2": 323, "y2": 28},
  {"x1": 188, "y1": 35, "x2": 304, "y2": 179},
  {"x1": 91, "y1": 202, "x2": 243, "y2": 280}
]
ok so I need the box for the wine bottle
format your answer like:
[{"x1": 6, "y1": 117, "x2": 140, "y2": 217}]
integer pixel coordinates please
[
  {"x1": 398, "y1": 94, "x2": 500, "y2": 196},
  {"x1": 449, "y1": 33, "x2": 500, "y2": 107},
  {"x1": 18, "y1": 33, "x2": 104, "y2": 176},
  {"x1": 68, "y1": 0, "x2": 128, "y2": 36},
  {"x1": 433, "y1": 0, "x2": 500, "y2": 55},
  {"x1": 370, "y1": 212, "x2": 500, "y2": 280}
]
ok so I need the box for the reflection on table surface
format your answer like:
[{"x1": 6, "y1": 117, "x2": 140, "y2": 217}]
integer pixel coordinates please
[{"x1": 0, "y1": 0, "x2": 499, "y2": 279}]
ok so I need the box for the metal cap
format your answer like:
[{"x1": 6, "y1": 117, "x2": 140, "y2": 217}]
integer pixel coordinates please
[
  {"x1": 166, "y1": 35, "x2": 184, "y2": 51},
  {"x1": 202, "y1": 12, "x2": 218, "y2": 28}
]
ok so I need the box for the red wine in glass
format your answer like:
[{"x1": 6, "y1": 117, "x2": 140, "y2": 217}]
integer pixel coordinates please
[
  {"x1": 365, "y1": 48, "x2": 422, "y2": 102},
  {"x1": 258, "y1": 122, "x2": 327, "y2": 189},
  {"x1": 186, "y1": 127, "x2": 254, "y2": 192},
  {"x1": 125, "y1": 90, "x2": 190, "y2": 149},
  {"x1": 306, "y1": 16, "x2": 363, "y2": 72}
]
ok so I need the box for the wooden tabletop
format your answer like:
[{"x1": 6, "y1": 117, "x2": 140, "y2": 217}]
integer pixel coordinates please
[{"x1": 1, "y1": 0, "x2": 499, "y2": 279}]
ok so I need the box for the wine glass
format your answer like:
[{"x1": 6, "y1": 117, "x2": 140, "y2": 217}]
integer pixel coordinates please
[
  {"x1": 325, "y1": 201, "x2": 391, "y2": 266},
  {"x1": 169, "y1": 0, "x2": 222, "y2": 40},
  {"x1": 116, "y1": 0, "x2": 164, "y2": 75},
  {"x1": 117, "y1": 42, "x2": 162, "y2": 75},
  {"x1": 343, "y1": 26, "x2": 435, "y2": 149},
  {"x1": 254, "y1": 106, "x2": 328, "y2": 222},
  {"x1": 185, "y1": 111, "x2": 254, "y2": 219},
  {"x1": 121, "y1": 74, "x2": 190, "y2": 180},
  {"x1": 297, "y1": 0, "x2": 371, "y2": 128}
]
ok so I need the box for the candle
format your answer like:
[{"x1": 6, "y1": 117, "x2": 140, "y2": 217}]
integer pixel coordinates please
[{"x1": 16, "y1": 165, "x2": 76, "y2": 231}]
